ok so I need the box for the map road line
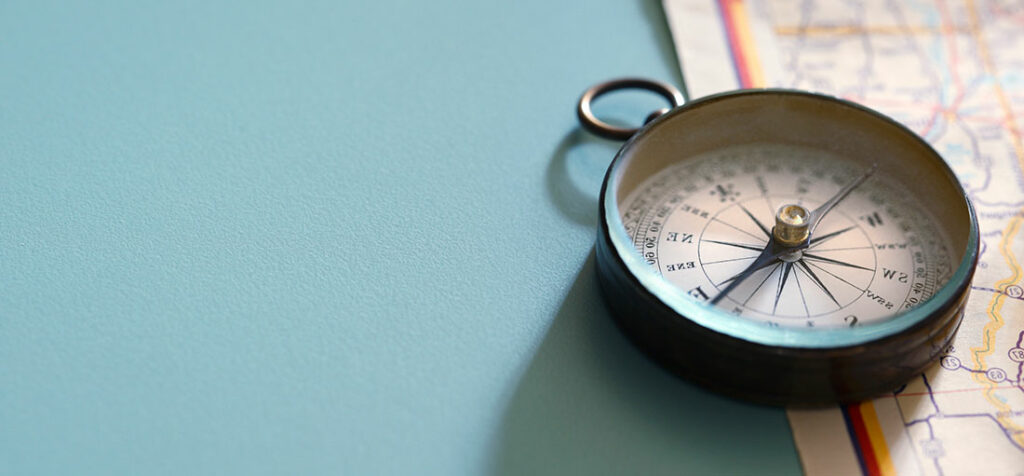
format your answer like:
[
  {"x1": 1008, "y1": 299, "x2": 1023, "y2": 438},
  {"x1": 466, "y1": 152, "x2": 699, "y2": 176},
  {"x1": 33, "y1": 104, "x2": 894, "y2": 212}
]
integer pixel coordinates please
[
  {"x1": 972, "y1": 214, "x2": 1024, "y2": 448},
  {"x1": 964, "y1": 0, "x2": 1024, "y2": 449}
]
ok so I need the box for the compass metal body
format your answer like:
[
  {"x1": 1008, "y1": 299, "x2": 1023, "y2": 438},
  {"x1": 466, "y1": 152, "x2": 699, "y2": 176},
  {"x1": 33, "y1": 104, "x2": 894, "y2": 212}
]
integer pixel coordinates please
[{"x1": 578, "y1": 79, "x2": 979, "y2": 405}]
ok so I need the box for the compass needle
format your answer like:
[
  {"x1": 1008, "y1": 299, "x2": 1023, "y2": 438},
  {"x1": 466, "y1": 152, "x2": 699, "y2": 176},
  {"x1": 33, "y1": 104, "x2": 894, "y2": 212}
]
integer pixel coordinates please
[{"x1": 579, "y1": 79, "x2": 978, "y2": 403}]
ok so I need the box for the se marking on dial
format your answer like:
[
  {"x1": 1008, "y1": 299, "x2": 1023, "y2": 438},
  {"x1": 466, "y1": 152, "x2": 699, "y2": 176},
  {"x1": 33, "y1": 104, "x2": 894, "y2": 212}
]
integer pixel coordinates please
[{"x1": 620, "y1": 144, "x2": 953, "y2": 329}]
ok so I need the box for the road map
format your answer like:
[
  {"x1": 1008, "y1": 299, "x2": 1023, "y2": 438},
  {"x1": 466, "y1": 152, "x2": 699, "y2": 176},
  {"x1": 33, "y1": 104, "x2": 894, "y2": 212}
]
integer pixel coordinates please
[{"x1": 663, "y1": 0, "x2": 1024, "y2": 474}]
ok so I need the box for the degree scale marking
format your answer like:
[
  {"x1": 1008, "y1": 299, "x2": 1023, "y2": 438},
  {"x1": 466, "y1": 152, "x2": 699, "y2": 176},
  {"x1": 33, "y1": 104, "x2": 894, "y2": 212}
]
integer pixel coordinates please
[{"x1": 620, "y1": 143, "x2": 952, "y2": 328}]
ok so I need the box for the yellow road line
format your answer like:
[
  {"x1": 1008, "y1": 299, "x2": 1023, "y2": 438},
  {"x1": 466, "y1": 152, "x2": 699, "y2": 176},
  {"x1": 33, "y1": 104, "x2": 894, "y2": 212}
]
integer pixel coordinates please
[
  {"x1": 860, "y1": 401, "x2": 897, "y2": 476},
  {"x1": 730, "y1": 0, "x2": 765, "y2": 87},
  {"x1": 964, "y1": 0, "x2": 1024, "y2": 448},
  {"x1": 973, "y1": 215, "x2": 1024, "y2": 447}
]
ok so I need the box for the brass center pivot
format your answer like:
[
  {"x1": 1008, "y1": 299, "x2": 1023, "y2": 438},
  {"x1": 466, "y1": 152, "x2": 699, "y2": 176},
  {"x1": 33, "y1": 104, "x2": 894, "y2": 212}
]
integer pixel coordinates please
[{"x1": 773, "y1": 204, "x2": 810, "y2": 246}]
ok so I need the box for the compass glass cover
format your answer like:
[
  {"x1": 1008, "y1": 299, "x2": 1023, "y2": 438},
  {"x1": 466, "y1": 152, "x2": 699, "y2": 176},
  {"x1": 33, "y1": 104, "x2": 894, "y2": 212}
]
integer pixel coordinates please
[
  {"x1": 619, "y1": 144, "x2": 952, "y2": 328},
  {"x1": 609, "y1": 93, "x2": 972, "y2": 331}
]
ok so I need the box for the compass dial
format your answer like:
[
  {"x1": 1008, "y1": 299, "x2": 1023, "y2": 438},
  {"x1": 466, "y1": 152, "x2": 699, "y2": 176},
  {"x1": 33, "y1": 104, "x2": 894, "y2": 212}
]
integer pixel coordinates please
[
  {"x1": 620, "y1": 143, "x2": 953, "y2": 329},
  {"x1": 581, "y1": 83, "x2": 978, "y2": 403}
]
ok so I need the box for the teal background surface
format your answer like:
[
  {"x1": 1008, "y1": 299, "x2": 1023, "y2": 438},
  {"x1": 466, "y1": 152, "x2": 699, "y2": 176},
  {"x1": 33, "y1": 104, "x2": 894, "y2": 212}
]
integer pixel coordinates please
[{"x1": 0, "y1": 0, "x2": 800, "y2": 474}]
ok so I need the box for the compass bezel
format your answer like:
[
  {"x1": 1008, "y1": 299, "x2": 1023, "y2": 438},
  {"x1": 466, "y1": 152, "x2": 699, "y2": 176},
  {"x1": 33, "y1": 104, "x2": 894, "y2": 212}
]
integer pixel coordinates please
[{"x1": 595, "y1": 89, "x2": 979, "y2": 404}]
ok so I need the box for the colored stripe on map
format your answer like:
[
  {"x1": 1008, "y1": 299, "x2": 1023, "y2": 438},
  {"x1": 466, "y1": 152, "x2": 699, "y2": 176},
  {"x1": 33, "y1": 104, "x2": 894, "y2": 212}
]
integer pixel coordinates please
[
  {"x1": 842, "y1": 402, "x2": 896, "y2": 476},
  {"x1": 840, "y1": 406, "x2": 869, "y2": 475},
  {"x1": 716, "y1": 0, "x2": 765, "y2": 88},
  {"x1": 859, "y1": 401, "x2": 896, "y2": 475},
  {"x1": 842, "y1": 404, "x2": 875, "y2": 475}
]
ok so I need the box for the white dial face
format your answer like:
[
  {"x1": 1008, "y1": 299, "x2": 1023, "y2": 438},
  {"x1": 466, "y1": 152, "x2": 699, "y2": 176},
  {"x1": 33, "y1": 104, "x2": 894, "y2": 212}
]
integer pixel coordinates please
[{"x1": 619, "y1": 143, "x2": 954, "y2": 329}]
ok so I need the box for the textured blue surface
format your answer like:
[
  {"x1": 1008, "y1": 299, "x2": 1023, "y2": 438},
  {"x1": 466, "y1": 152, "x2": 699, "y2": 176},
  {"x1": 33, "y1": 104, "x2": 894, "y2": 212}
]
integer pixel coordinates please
[{"x1": 0, "y1": 1, "x2": 800, "y2": 474}]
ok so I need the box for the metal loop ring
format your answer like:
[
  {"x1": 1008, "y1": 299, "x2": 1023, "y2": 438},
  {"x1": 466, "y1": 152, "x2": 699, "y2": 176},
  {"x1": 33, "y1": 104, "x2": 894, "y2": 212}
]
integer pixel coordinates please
[{"x1": 577, "y1": 78, "x2": 686, "y2": 141}]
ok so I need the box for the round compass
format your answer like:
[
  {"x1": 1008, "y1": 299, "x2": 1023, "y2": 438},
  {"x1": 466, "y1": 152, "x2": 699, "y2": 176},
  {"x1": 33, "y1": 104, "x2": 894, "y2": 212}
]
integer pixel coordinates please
[{"x1": 577, "y1": 78, "x2": 979, "y2": 404}]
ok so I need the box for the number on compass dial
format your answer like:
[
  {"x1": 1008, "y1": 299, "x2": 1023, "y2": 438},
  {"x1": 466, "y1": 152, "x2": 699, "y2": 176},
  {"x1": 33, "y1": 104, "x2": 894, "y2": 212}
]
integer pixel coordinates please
[{"x1": 620, "y1": 143, "x2": 953, "y2": 329}]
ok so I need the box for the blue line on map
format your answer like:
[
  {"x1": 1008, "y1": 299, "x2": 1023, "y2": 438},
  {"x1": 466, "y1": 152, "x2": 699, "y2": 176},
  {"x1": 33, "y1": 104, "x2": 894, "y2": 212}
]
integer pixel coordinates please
[
  {"x1": 940, "y1": 414, "x2": 1024, "y2": 452},
  {"x1": 971, "y1": 286, "x2": 1024, "y2": 302},
  {"x1": 1015, "y1": 332, "x2": 1024, "y2": 396},
  {"x1": 840, "y1": 407, "x2": 869, "y2": 476},
  {"x1": 916, "y1": 330, "x2": 1024, "y2": 458},
  {"x1": 922, "y1": 372, "x2": 941, "y2": 414}
]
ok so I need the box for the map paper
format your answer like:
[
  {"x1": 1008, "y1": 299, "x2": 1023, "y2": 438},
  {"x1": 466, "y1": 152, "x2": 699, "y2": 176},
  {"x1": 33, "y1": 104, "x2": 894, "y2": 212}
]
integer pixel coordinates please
[{"x1": 663, "y1": 0, "x2": 1024, "y2": 474}]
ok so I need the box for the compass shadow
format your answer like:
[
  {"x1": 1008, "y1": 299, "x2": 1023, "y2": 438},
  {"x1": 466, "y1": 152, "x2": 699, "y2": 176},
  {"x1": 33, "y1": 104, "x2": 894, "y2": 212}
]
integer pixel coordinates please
[
  {"x1": 544, "y1": 129, "x2": 620, "y2": 227},
  {"x1": 487, "y1": 251, "x2": 799, "y2": 475},
  {"x1": 545, "y1": 0, "x2": 685, "y2": 228}
]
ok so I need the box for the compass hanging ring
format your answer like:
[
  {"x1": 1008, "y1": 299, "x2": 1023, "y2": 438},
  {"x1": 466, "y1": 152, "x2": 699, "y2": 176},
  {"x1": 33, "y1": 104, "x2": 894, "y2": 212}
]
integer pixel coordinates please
[{"x1": 577, "y1": 78, "x2": 686, "y2": 141}]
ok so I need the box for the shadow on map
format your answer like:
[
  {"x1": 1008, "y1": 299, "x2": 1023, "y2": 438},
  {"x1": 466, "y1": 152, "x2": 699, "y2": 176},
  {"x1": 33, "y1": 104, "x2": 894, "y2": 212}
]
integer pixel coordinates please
[{"x1": 489, "y1": 253, "x2": 800, "y2": 475}]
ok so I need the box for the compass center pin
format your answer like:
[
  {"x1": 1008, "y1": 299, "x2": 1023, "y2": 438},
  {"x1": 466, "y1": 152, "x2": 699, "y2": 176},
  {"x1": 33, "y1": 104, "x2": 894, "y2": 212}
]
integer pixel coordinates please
[{"x1": 773, "y1": 204, "x2": 810, "y2": 247}]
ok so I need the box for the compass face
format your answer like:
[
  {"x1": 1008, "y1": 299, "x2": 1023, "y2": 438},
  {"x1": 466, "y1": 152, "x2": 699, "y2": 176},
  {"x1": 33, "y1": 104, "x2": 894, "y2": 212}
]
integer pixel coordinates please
[
  {"x1": 585, "y1": 86, "x2": 978, "y2": 403},
  {"x1": 619, "y1": 143, "x2": 954, "y2": 329}
]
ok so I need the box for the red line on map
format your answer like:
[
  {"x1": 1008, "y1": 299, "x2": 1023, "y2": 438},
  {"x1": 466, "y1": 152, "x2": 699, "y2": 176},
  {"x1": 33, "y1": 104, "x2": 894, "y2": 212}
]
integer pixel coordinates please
[
  {"x1": 717, "y1": 0, "x2": 754, "y2": 88},
  {"x1": 837, "y1": 95, "x2": 1023, "y2": 137},
  {"x1": 919, "y1": 104, "x2": 943, "y2": 139},
  {"x1": 890, "y1": 384, "x2": 1023, "y2": 397},
  {"x1": 846, "y1": 404, "x2": 882, "y2": 475},
  {"x1": 936, "y1": 0, "x2": 964, "y2": 93}
]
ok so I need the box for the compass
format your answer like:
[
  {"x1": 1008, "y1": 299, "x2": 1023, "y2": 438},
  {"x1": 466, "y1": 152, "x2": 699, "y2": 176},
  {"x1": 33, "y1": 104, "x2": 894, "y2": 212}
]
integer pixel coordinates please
[{"x1": 577, "y1": 78, "x2": 979, "y2": 404}]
